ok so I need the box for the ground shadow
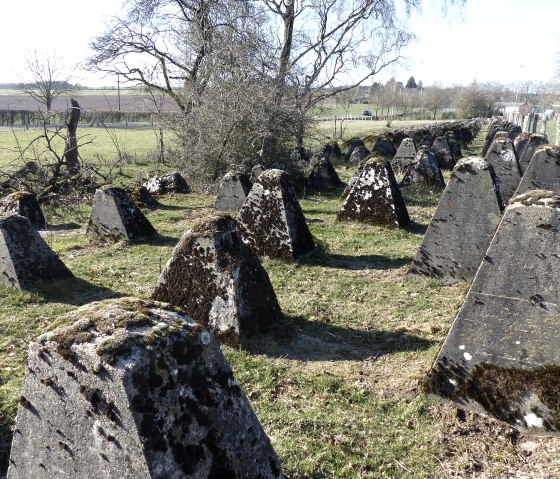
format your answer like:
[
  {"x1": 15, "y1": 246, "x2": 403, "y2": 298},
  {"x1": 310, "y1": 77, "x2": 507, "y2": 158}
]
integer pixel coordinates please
[
  {"x1": 244, "y1": 314, "x2": 435, "y2": 362},
  {"x1": 32, "y1": 277, "x2": 124, "y2": 306},
  {"x1": 42, "y1": 222, "x2": 82, "y2": 232},
  {"x1": 152, "y1": 203, "x2": 188, "y2": 211},
  {"x1": 405, "y1": 220, "x2": 429, "y2": 235},
  {"x1": 142, "y1": 234, "x2": 179, "y2": 247},
  {"x1": 300, "y1": 247, "x2": 411, "y2": 271}
]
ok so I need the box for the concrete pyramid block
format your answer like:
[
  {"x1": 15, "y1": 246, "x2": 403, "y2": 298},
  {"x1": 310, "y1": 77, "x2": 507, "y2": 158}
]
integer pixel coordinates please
[
  {"x1": 346, "y1": 145, "x2": 370, "y2": 168},
  {"x1": 425, "y1": 190, "x2": 560, "y2": 434},
  {"x1": 444, "y1": 131, "x2": 462, "y2": 162},
  {"x1": 8, "y1": 297, "x2": 284, "y2": 478},
  {"x1": 514, "y1": 145, "x2": 560, "y2": 195},
  {"x1": 402, "y1": 146, "x2": 445, "y2": 187},
  {"x1": 250, "y1": 164, "x2": 266, "y2": 182},
  {"x1": 432, "y1": 136, "x2": 455, "y2": 169},
  {"x1": 344, "y1": 138, "x2": 366, "y2": 163},
  {"x1": 0, "y1": 191, "x2": 45, "y2": 229},
  {"x1": 152, "y1": 215, "x2": 282, "y2": 347},
  {"x1": 484, "y1": 137, "x2": 522, "y2": 206},
  {"x1": 305, "y1": 154, "x2": 344, "y2": 189},
  {"x1": 513, "y1": 132, "x2": 530, "y2": 158},
  {"x1": 86, "y1": 185, "x2": 158, "y2": 243},
  {"x1": 372, "y1": 134, "x2": 396, "y2": 157},
  {"x1": 0, "y1": 214, "x2": 73, "y2": 289},
  {"x1": 337, "y1": 157, "x2": 409, "y2": 228},
  {"x1": 409, "y1": 157, "x2": 502, "y2": 282},
  {"x1": 143, "y1": 172, "x2": 190, "y2": 195},
  {"x1": 237, "y1": 169, "x2": 314, "y2": 261},
  {"x1": 214, "y1": 171, "x2": 253, "y2": 213},
  {"x1": 392, "y1": 138, "x2": 417, "y2": 173},
  {"x1": 518, "y1": 133, "x2": 548, "y2": 174}
]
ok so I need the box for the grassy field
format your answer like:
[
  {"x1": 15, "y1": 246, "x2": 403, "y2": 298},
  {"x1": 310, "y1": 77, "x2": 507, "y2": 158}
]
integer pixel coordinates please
[{"x1": 1, "y1": 127, "x2": 560, "y2": 478}]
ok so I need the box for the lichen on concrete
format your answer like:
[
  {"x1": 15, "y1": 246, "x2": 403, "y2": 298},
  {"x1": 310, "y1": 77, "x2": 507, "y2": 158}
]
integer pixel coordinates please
[
  {"x1": 152, "y1": 215, "x2": 282, "y2": 347},
  {"x1": 9, "y1": 297, "x2": 284, "y2": 478}
]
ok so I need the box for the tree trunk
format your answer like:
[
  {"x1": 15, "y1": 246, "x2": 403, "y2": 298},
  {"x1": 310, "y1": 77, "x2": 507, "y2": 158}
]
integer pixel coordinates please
[
  {"x1": 64, "y1": 98, "x2": 81, "y2": 174},
  {"x1": 276, "y1": 1, "x2": 295, "y2": 100}
]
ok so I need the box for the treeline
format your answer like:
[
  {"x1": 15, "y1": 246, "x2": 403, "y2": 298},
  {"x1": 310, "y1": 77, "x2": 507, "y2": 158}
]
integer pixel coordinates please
[{"x1": 328, "y1": 79, "x2": 560, "y2": 120}]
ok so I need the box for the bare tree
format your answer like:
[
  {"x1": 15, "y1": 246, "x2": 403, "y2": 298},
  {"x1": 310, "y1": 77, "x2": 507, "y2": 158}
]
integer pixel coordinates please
[
  {"x1": 455, "y1": 83, "x2": 490, "y2": 119},
  {"x1": 424, "y1": 84, "x2": 449, "y2": 120},
  {"x1": 86, "y1": 0, "x2": 304, "y2": 184},
  {"x1": 264, "y1": 0, "x2": 464, "y2": 110},
  {"x1": 20, "y1": 49, "x2": 77, "y2": 111}
]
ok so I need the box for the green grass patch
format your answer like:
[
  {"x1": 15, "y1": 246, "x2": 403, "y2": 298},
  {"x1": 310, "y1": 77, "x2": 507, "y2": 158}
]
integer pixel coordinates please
[{"x1": 1, "y1": 125, "x2": 552, "y2": 478}]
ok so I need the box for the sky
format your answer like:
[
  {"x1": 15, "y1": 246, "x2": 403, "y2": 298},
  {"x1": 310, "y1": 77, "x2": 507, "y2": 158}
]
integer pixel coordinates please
[{"x1": 0, "y1": 0, "x2": 559, "y2": 88}]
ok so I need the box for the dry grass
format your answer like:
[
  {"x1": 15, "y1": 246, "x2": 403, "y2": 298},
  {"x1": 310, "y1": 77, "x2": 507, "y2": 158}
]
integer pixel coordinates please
[{"x1": 1, "y1": 127, "x2": 560, "y2": 478}]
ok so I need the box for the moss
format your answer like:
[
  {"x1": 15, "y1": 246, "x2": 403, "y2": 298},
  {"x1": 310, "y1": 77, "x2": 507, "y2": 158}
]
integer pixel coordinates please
[{"x1": 426, "y1": 361, "x2": 560, "y2": 431}]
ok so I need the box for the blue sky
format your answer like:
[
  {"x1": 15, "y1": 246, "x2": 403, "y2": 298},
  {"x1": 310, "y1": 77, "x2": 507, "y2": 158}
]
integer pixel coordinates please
[{"x1": 1, "y1": 0, "x2": 558, "y2": 88}]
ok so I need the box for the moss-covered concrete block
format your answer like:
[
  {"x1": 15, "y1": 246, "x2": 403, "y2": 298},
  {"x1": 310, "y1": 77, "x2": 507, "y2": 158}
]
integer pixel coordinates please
[
  {"x1": 237, "y1": 169, "x2": 314, "y2": 262},
  {"x1": 0, "y1": 191, "x2": 45, "y2": 229},
  {"x1": 152, "y1": 215, "x2": 282, "y2": 347},
  {"x1": 8, "y1": 297, "x2": 284, "y2": 478},
  {"x1": 338, "y1": 157, "x2": 409, "y2": 228},
  {"x1": 425, "y1": 190, "x2": 560, "y2": 434}
]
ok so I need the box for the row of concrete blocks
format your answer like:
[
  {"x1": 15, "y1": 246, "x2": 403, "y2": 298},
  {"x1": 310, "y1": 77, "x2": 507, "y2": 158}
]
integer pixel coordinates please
[{"x1": 412, "y1": 120, "x2": 560, "y2": 434}]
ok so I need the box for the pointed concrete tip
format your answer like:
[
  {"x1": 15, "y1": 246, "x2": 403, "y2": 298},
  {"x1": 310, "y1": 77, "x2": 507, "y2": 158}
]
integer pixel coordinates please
[
  {"x1": 455, "y1": 156, "x2": 491, "y2": 171},
  {"x1": 508, "y1": 189, "x2": 560, "y2": 209}
]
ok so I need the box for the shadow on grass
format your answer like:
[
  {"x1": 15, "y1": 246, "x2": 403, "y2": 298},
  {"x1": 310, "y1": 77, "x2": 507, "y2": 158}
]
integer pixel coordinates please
[
  {"x1": 244, "y1": 314, "x2": 435, "y2": 361},
  {"x1": 43, "y1": 222, "x2": 82, "y2": 232},
  {"x1": 300, "y1": 244, "x2": 411, "y2": 271},
  {"x1": 405, "y1": 220, "x2": 428, "y2": 235},
  {"x1": 32, "y1": 277, "x2": 124, "y2": 306},
  {"x1": 142, "y1": 234, "x2": 179, "y2": 247}
]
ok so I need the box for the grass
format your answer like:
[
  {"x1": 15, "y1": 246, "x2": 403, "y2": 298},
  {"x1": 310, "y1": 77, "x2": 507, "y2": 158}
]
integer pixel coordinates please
[{"x1": 1, "y1": 124, "x2": 560, "y2": 478}]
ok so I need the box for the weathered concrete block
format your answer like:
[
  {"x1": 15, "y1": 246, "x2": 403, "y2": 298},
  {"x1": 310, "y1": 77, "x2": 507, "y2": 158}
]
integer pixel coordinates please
[
  {"x1": 432, "y1": 136, "x2": 455, "y2": 169},
  {"x1": 346, "y1": 145, "x2": 370, "y2": 168},
  {"x1": 152, "y1": 215, "x2": 282, "y2": 347},
  {"x1": 484, "y1": 137, "x2": 522, "y2": 207},
  {"x1": 402, "y1": 146, "x2": 445, "y2": 188},
  {"x1": 425, "y1": 190, "x2": 560, "y2": 434},
  {"x1": 371, "y1": 134, "x2": 396, "y2": 158},
  {"x1": 337, "y1": 157, "x2": 409, "y2": 228},
  {"x1": 143, "y1": 172, "x2": 190, "y2": 195},
  {"x1": 237, "y1": 169, "x2": 314, "y2": 261},
  {"x1": 392, "y1": 138, "x2": 417, "y2": 173},
  {"x1": 409, "y1": 157, "x2": 502, "y2": 282},
  {"x1": 125, "y1": 185, "x2": 160, "y2": 210},
  {"x1": 344, "y1": 138, "x2": 366, "y2": 163},
  {"x1": 518, "y1": 133, "x2": 548, "y2": 174},
  {"x1": 0, "y1": 191, "x2": 45, "y2": 229},
  {"x1": 0, "y1": 214, "x2": 73, "y2": 289},
  {"x1": 213, "y1": 171, "x2": 253, "y2": 213},
  {"x1": 86, "y1": 185, "x2": 158, "y2": 243},
  {"x1": 514, "y1": 145, "x2": 560, "y2": 195},
  {"x1": 305, "y1": 154, "x2": 344, "y2": 189},
  {"x1": 8, "y1": 297, "x2": 284, "y2": 478},
  {"x1": 250, "y1": 164, "x2": 266, "y2": 183},
  {"x1": 444, "y1": 131, "x2": 462, "y2": 161}
]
